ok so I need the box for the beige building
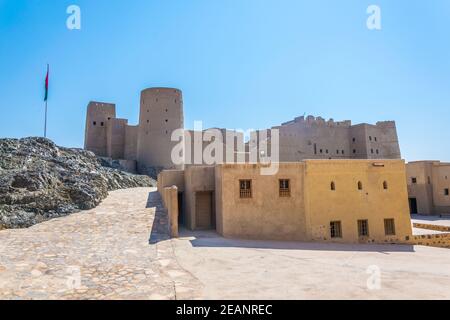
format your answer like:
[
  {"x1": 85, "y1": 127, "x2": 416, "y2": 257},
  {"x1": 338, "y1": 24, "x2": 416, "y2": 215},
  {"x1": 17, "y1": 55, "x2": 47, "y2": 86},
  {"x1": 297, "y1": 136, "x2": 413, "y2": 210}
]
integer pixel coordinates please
[
  {"x1": 406, "y1": 161, "x2": 450, "y2": 215},
  {"x1": 158, "y1": 160, "x2": 413, "y2": 244},
  {"x1": 85, "y1": 88, "x2": 184, "y2": 175},
  {"x1": 251, "y1": 115, "x2": 401, "y2": 162},
  {"x1": 85, "y1": 87, "x2": 402, "y2": 177}
]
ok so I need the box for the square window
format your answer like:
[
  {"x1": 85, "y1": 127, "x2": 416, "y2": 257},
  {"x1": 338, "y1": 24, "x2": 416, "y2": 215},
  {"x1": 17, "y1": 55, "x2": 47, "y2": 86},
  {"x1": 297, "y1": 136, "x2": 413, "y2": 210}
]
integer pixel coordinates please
[
  {"x1": 384, "y1": 219, "x2": 396, "y2": 236},
  {"x1": 93, "y1": 121, "x2": 97, "y2": 126},
  {"x1": 239, "y1": 180, "x2": 252, "y2": 199},
  {"x1": 412, "y1": 177, "x2": 417, "y2": 184},
  {"x1": 279, "y1": 179, "x2": 290, "y2": 197},
  {"x1": 358, "y1": 220, "x2": 369, "y2": 237},
  {"x1": 330, "y1": 221, "x2": 342, "y2": 238}
]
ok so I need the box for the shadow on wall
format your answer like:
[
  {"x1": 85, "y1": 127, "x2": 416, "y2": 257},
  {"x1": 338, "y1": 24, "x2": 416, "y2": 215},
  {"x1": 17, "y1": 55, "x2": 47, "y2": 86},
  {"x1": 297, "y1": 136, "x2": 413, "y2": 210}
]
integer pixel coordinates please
[
  {"x1": 147, "y1": 190, "x2": 170, "y2": 244},
  {"x1": 181, "y1": 229, "x2": 416, "y2": 253}
]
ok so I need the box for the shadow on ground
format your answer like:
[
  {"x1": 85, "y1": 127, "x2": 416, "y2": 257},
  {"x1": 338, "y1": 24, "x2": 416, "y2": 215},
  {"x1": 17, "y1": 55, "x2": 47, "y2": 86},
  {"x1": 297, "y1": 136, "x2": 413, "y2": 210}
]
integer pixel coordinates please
[
  {"x1": 147, "y1": 191, "x2": 170, "y2": 244},
  {"x1": 180, "y1": 228, "x2": 415, "y2": 253}
]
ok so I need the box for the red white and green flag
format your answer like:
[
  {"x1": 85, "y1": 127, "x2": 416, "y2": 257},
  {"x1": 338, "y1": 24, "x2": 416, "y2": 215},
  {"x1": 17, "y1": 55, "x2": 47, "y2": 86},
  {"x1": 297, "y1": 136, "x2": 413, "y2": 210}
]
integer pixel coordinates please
[{"x1": 44, "y1": 64, "x2": 49, "y2": 102}]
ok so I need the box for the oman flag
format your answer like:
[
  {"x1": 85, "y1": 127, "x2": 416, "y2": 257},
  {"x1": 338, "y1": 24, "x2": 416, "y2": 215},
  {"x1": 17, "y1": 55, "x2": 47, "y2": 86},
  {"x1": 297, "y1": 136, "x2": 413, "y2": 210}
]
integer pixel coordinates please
[{"x1": 44, "y1": 64, "x2": 49, "y2": 101}]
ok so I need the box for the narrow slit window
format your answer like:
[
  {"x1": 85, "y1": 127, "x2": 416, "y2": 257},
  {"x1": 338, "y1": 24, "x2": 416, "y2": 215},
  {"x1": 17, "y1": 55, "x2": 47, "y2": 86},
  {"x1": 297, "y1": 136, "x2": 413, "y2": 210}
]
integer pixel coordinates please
[
  {"x1": 383, "y1": 181, "x2": 388, "y2": 190},
  {"x1": 358, "y1": 181, "x2": 363, "y2": 190},
  {"x1": 331, "y1": 181, "x2": 336, "y2": 191}
]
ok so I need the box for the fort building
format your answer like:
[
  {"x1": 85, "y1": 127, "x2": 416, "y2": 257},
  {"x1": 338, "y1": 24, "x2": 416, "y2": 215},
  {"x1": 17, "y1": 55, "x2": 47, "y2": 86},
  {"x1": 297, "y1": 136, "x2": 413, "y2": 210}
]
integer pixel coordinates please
[
  {"x1": 84, "y1": 87, "x2": 402, "y2": 176},
  {"x1": 406, "y1": 161, "x2": 450, "y2": 215},
  {"x1": 250, "y1": 115, "x2": 401, "y2": 162},
  {"x1": 158, "y1": 160, "x2": 413, "y2": 243}
]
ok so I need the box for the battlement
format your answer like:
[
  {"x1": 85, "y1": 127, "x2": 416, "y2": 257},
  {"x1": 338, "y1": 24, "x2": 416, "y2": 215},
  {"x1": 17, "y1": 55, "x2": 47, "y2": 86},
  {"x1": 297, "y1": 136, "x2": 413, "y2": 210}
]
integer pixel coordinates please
[{"x1": 281, "y1": 115, "x2": 352, "y2": 128}]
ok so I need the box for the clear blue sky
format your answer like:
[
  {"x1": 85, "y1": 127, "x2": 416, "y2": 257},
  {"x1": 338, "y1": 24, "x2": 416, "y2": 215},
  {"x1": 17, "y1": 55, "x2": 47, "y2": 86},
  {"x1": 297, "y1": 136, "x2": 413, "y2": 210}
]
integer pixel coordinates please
[{"x1": 1, "y1": 0, "x2": 449, "y2": 161}]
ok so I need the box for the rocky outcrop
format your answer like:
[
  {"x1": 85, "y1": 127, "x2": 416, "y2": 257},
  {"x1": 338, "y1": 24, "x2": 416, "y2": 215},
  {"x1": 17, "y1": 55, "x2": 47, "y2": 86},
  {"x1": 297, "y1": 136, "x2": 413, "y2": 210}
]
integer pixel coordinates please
[{"x1": 0, "y1": 137, "x2": 155, "y2": 229}]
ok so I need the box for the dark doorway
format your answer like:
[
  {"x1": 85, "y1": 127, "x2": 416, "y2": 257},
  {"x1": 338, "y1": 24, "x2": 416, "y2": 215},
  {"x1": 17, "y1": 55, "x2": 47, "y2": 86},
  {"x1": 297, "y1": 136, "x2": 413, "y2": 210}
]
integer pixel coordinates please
[
  {"x1": 409, "y1": 198, "x2": 418, "y2": 214},
  {"x1": 178, "y1": 192, "x2": 185, "y2": 226}
]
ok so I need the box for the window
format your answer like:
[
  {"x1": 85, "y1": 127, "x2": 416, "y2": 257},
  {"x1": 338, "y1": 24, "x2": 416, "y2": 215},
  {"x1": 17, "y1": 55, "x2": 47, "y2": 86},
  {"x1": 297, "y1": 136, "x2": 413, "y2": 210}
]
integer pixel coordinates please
[
  {"x1": 352, "y1": 138, "x2": 356, "y2": 142},
  {"x1": 342, "y1": 150, "x2": 345, "y2": 155},
  {"x1": 358, "y1": 181, "x2": 363, "y2": 190},
  {"x1": 331, "y1": 181, "x2": 336, "y2": 191},
  {"x1": 93, "y1": 121, "x2": 97, "y2": 126},
  {"x1": 239, "y1": 180, "x2": 252, "y2": 199},
  {"x1": 330, "y1": 221, "x2": 342, "y2": 238},
  {"x1": 326, "y1": 149, "x2": 329, "y2": 154},
  {"x1": 100, "y1": 122, "x2": 104, "y2": 127},
  {"x1": 411, "y1": 177, "x2": 417, "y2": 184},
  {"x1": 358, "y1": 220, "x2": 369, "y2": 237},
  {"x1": 320, "y1": 149, "x2": 323, "y2": 154},
  {"x1": 376, "y1": 149, "x2": 379, "y2": 154},
  {"x1": 428, "y1": 176, "x2": 431, "y2": 184},
  {"x1": 383, "y1": 181, "x2": 388, "y2": 190},
  {"x1": 445, "y1": 188, "x2": 449, "y2": 196},
  {"x1": 314, "y1": 143, "x2": 317, "y2": 155},
  {"x1": 371, "y1": 149, "x2": 374, "y2": 154},
  {"x1": 336, "y1": 150, "x2": 339, "y2": 154},
  {"x1": 165, "y1": 119, "x2": 168, "y2": 123},
  {"x1": 353, "y1": 149, "x2": 356, "y2": 154},
  {"x1": 147, "y1": 120, "x2": 149, "y2": 123},
  {"x1": 374, "y1": 137, "x2": 377, "y2": 142},
  {"x1": 279, "y1": 179, "x2": 290, "y2": 197},
  {"x1": 384, "y1": 219, "x2": 396, "y2": 236},
  {"x1": 369, "y1": 136, "x2": 372, "y2": 141}
]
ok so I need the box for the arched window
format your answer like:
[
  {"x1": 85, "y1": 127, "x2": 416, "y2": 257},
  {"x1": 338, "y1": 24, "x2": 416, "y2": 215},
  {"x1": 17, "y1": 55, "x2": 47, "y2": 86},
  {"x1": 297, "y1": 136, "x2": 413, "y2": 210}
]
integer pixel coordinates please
[
  {"x1": 331, "y1": 182, "x2": 336, "y2": 191},
  {"x1": 383, "y1": 181, "x2": 388, "y2": 190},
  {"x1": 358, "y1": 181, "x2": 363, "y2": 190}
]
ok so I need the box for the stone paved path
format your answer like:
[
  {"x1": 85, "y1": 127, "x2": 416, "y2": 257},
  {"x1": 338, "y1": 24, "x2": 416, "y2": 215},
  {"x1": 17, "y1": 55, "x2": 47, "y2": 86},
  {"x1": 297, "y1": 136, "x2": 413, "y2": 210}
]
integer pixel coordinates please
[{"x1": 0, "y1": 188, "x2": 202, "y2": 300}]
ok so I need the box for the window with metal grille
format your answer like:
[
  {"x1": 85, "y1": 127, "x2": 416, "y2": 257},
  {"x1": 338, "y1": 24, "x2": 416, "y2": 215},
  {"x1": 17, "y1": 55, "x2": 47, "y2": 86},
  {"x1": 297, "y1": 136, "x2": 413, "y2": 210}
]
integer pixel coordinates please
[
  {"x1": 358, "y1": 220, "x2": 369, "y2": 237},
  {"x1": 279, "y1": 179, "x2": 290, "y2": 197},
  {"x1": 330, "y1": 221, "x2": 342, "y2": 238},
  {"x1": 239, "y1": 180, "x2": 252, "y2": 199},
  {"x1": 384, "y1": 219, "x2": 396, "y2": 236}
]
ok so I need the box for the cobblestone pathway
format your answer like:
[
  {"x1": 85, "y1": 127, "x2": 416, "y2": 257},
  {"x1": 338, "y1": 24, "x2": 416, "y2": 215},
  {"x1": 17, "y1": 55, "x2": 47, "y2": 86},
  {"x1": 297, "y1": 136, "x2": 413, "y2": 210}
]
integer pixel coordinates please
[{"x1": 0, "y1": 188, "x2": 202, "y2": 300}]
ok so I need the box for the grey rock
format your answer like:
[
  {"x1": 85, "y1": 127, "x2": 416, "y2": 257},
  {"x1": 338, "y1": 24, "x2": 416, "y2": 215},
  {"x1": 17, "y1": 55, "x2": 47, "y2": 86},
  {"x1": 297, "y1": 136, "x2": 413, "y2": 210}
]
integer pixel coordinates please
[{"x1": 0, "y1": 137, "x2": 156, "y2": 229}]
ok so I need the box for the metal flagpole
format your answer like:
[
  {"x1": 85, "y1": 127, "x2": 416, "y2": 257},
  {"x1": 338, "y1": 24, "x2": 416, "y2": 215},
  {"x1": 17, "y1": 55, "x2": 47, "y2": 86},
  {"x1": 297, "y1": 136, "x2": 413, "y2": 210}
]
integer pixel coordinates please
[
  {"x1": 44, "y1": 63, "x2": 49, "y2": 138},
  {"x1": 44, "y1": 99, "x2": 48, "y2": 138}
]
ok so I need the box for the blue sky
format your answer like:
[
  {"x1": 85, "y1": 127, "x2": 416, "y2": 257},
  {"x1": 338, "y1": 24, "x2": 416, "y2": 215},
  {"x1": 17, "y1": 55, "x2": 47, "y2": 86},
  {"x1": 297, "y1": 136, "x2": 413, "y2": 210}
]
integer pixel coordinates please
[{"x1": 0, "y1": 0, "x2": 449, "y2": 161}]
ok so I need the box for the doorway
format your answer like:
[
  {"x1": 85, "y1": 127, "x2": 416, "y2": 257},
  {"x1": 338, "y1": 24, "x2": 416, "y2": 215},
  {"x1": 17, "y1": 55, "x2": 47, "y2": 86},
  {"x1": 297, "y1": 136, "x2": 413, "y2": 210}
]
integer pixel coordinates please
[
  {"x1": 409, "y1": 198, "x2": 418, "y2": 214},
  {"x1": 195, "y1": 191, "x2": 214, "y2": 230}
]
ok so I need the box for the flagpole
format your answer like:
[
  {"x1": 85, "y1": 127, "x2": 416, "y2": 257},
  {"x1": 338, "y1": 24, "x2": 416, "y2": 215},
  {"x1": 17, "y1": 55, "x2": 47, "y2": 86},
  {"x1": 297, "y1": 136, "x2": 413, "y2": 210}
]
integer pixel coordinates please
[
  {"x1": 44, "y1": 63, "x2": 49, "y2": 138},
  {"x1": 44, "y1": 99, "x2": 48, "y2": 138}
]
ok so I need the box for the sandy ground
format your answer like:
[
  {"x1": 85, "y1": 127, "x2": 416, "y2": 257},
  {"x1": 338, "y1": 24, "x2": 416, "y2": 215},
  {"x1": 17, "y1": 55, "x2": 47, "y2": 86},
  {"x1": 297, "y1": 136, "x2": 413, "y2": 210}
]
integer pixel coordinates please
[{"x1": 173, "y1": 229, "x2": 450, "y2": 300}]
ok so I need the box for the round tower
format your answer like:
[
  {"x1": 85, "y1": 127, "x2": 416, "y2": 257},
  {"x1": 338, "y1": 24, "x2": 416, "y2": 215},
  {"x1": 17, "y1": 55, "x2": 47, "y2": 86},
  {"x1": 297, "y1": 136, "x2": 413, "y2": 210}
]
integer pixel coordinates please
[{"x1": 137, "y1": 88, "x2": 184, "y2": 173}]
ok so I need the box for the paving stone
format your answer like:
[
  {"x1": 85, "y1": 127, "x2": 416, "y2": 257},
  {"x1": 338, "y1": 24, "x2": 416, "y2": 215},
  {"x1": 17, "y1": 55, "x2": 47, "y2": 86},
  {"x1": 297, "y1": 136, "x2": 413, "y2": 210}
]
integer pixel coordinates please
[{"x1": 0, "y1": 188, "x2": 202, "y2": 300}]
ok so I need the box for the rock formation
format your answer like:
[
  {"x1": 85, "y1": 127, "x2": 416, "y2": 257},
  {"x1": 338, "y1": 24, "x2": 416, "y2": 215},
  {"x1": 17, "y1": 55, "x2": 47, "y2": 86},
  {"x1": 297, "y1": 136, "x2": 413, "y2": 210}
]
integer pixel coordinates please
[{"x1": 0, "y1": 137, "x2": 155, "y2": 229}]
